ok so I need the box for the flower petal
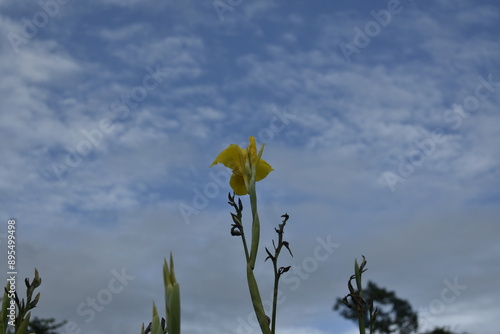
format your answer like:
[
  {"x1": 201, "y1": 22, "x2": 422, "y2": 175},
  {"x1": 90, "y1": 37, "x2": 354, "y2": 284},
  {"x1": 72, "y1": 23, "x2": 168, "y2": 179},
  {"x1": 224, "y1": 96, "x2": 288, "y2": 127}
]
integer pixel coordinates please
[
  {"x1": 248, "y1": 136, "x2": 257, "y2": 165},
  {"x1": 255, "y1": 158, "x2": 274, "y2": 181},
  {"x1": 210, "y1": 144, "x2": 245, "y2": 175},
  {"x1": 230, "y1": 174, "x2": 248, "y2": 195}
]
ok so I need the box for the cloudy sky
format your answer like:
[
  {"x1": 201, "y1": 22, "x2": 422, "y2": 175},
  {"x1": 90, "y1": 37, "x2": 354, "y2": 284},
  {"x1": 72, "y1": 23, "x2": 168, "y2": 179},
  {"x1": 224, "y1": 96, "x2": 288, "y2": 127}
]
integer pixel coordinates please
[{"x1": 1, "y1": 0, "x2": 499, "y2": 334}]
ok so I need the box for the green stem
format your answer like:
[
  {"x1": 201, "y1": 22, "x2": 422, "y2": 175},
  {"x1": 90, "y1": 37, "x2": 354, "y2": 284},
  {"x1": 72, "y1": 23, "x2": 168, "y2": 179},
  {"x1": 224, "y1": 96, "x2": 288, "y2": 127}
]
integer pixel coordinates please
[
  {"x1": 248, "y1": 184, "x2": 260, "y2": 269},
  {"x1": 240, "y1": 228, "x2": 250, "y2": 263},
  {"x1": 354, "y1": 259, "x2": 365, "y2": 334},
  {"x1": 357, "y1": 314, "x2": 366, "y2": 334},
  {"x1": 270, "y1": 234, "x2": 283, "y2": 334},
  {"x1": 244, "y1": 183, "x2": 271, "y2": 334},
  {"x1": 246, "y1": 264, "x2": 271, "y2": 334},
  {"x1": 271, "y1": 262, "x2": 279, "y2": 334}
]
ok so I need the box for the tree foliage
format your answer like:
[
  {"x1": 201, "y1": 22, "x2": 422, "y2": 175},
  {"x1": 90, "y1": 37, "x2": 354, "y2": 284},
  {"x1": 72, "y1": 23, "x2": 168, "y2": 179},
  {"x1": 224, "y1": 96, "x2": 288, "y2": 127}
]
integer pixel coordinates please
[
  {"x1": 27, "y1": 317, "x2": 66, "y2": 334},
  {"x1": 422, "y1": 327, "x2": 464, "y2": 334}
]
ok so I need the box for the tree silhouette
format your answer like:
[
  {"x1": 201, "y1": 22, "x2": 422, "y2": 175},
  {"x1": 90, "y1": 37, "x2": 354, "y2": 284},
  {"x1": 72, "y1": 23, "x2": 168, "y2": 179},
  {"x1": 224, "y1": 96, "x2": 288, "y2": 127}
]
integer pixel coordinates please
[
  {"x1": 27, "y1": 317, "x2": 66, "y2": 334},
  {"x1": 422, "y1": 327, "x2": 466, "y2": 334}
]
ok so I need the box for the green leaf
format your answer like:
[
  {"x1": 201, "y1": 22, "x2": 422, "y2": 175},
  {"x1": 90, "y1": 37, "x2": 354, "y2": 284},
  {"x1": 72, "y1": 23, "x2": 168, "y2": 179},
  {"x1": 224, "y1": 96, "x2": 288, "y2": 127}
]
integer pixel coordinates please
[
  {"x1": 33, "y1": 269, "x2": 41, "y2": 288},
  {"x1": 140, "y1": 322, "x2": 146, "y2": 334},
  {"x1": 247, "y1": 185, "x2": 261, "y2": 269},
  {"x1": 168, "y1": 283, "x2": 181, "y2": 334},
  {"x1": 246, "y1": 264, "x2": 271, "y2": 334},
  {"x1": 162, "y1": 253, "x2": 181, "y2": 334},
  {"x1": 151, "y1": 303, "x2": 162, "y2": 334},
  {"x1": 0, "y1": 283, "x2": 10, "y2": 334},
  {"x1": 27, "y1": 292, "x2": 40, "y2": 310},
  {"x1": 354, "y1": 259, "x2": 363, "y2": 298},
  {"x1": 15, "y1": 311, "x2": 30, "y2": 334}
]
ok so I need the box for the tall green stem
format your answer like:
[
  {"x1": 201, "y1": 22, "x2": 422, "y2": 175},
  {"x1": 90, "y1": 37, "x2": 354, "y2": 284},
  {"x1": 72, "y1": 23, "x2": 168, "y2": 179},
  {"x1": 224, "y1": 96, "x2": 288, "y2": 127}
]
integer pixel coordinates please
[
  {"x1": 248, "y1": 184, "x2": 260, "y2": 270},
  {"x1": 270, "y1": 230, "x2": 284, "y2": 333},
  {"x1": 271, "y1": 260, "x2": 279, "y2": 334},
  {"x1": 246, "y1": 264, "x2": 271, "y2": 334},
  {"x1": 240, "y1": 231, "x2": 250, "y2": 263},
  {"x1": 245, "y1": 184, "x2": 271, "y2": 334},
  {"x1": 357, "y1": 314, "x2": 366, "y2": 334},
  {"x1": 354, "y1": 258, "x2": 366, "y2": 334}
]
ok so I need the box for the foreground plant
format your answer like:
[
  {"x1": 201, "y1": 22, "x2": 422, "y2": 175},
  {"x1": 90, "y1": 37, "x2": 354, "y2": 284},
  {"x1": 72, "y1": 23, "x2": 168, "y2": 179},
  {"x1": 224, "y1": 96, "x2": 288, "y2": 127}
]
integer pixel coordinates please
[
  {"x1": 212, "y1": 136, "x2": 292, "y2": 334},
  {"x1": 264, "y1": 213, "x2": 293, "y2": 334},
  {"x1": 143, "y1": 136, "x2": 291, "y2": 334},
  {"x1": 334, "y1": 280, "x2": 419, "y2": 334},
  {"x1": 1, "y1": 269, "x2": 41, "y2": 334},
  {"x1": 141, "y1": 253, "x2": 180, "y2": 334},
  {"x1": 341, "y1": 256, "x2": 379, "y2": 334}
]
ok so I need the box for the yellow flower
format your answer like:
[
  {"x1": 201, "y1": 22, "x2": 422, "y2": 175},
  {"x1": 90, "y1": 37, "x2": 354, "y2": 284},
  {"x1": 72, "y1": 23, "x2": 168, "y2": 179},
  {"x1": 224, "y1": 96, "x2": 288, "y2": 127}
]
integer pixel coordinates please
[{"x1": 210, "y1": 136, "x2": 273, "y2": 195}]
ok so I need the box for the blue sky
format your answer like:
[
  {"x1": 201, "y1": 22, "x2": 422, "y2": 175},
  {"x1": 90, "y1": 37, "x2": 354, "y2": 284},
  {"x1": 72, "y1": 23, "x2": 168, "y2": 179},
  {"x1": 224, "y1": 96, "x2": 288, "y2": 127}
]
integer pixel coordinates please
[{"x1": 1, "y1": 1, "x2": 499, "y2": 334}]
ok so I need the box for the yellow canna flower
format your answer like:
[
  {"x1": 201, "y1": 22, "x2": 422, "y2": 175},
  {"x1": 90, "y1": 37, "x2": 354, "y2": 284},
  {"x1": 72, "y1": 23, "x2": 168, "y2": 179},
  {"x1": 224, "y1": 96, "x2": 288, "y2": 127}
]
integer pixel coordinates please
[{"x1": 210, "y1": 136, "x2": 273, "y2": 195}]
